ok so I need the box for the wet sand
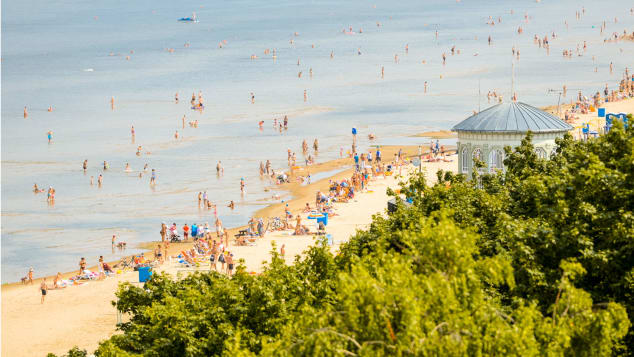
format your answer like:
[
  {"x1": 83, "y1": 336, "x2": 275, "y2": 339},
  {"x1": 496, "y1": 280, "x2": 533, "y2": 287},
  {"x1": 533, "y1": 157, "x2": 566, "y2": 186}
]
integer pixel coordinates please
[{"x1": 411, "y1": 130, "x2": 457, "y2": 139}]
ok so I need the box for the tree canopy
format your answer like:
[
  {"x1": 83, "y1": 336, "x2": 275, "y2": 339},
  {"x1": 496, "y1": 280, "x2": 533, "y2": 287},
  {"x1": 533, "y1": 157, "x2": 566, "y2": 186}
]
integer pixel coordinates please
[{"x1": 55, "y1": 115, "x2": 633, "y2": 357}]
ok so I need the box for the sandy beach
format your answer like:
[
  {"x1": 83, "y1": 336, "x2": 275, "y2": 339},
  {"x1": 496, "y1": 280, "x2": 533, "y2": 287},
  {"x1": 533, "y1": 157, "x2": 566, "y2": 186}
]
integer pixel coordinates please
[
  {"x1": 1, "y1": 150, "x2": 457, "y2": 356},
  {"x1": 2, "y1": 97, "x2": 632, "y2": 356},
  {"x1": 565, "y1": 97, "x2": 634, "y2": 138},
  {"x1": 2, "y1": 0, "x2": 633, "y2": 353}
]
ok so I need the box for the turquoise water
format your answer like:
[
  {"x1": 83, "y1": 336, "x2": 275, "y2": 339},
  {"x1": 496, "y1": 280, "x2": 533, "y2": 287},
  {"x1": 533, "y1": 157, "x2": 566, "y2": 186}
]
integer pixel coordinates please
[{"x1": 2, "y1": 0, "x2": 633, "y2": 282}]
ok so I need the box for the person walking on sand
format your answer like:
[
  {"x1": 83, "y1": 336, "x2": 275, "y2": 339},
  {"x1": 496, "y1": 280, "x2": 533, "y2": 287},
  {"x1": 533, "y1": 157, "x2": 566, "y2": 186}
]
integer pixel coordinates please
[
  {"x1": 40, "y1": 278, "x2": 48, "y2": 304},
  {"x1": 226, "y1": 253, "x2": 234, "y2": 276},
  {"x1": 155, "y1": 244, "x2": 163, "y2": 263},
  {"x1": 218, "y1": 251, "x2": 226, "y2": 271},
  {"x1": 28, "y1": 267, "x2": 34, "y2": 284},
  {"x1": 210, "y1": 242, "x2": 218, "y2": 271}
]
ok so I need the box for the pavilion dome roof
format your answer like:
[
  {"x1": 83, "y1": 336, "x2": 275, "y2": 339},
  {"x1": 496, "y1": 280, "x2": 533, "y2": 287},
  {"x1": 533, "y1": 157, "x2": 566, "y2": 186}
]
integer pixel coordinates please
[{"x1": 452, "y1": 102, "x2": 573, "y2": 133}]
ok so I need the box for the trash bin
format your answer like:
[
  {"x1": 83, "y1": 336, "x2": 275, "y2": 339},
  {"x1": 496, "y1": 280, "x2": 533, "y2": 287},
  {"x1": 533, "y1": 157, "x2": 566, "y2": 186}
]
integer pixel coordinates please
[
  {"x1": 317, "y1": 213, "x2": 328, "y2": 226},
  {"x1": 138, "y1": 266, "x2": 152, "y2": 283}
]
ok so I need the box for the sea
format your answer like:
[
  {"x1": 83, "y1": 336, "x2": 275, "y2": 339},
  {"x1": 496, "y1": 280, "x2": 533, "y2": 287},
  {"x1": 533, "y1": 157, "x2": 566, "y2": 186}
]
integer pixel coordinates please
[{"x1": 2, "y1": 0, "x2": 633, "y2": 282}]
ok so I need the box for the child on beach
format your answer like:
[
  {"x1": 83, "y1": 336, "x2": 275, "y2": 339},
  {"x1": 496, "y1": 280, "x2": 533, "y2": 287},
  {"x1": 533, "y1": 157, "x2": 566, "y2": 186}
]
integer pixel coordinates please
[{"x1": 41, "y1": 278, "x2": 48, "y2": 303}]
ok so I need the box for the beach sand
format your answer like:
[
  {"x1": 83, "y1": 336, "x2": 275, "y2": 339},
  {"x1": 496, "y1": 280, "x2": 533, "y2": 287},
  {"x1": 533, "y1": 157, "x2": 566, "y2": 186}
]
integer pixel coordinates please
[
  {"x1": 411, "y1": 130, "x2": 457, "y2": 139},
  {"x1": 3, "y1": 95, "x2": 632, "y2": 355},
  {"x1": 542, "y1": 97, "x2": 634, "y2": 137},
  {"x1": 1, "y1": 149, "x2": 457, "y2": 357},
  {"x1": 566, "y1": 97, "x2": 634, "y2": 138}
]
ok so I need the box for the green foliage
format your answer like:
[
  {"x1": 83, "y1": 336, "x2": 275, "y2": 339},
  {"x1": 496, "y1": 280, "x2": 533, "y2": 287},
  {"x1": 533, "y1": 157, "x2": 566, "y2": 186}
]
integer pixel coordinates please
[
  {"x1": 47, "y1": 346, "x2": 88, "y2": 357},
  {"x1": 74, "y1": 119, "x2": 634, "y2": 356}
]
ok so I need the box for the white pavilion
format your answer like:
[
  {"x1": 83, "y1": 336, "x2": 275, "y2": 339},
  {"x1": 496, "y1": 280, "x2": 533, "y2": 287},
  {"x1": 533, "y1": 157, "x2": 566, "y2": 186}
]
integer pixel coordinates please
[{"x1": 452, "y1": 102, "x2": 573, "y2": 177}]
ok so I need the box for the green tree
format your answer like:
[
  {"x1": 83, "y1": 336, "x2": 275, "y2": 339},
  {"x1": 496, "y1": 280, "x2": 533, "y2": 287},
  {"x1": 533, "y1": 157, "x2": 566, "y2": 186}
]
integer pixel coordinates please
[{"x1": 63, "y1": 115, "x2": 633, "y2": 356}]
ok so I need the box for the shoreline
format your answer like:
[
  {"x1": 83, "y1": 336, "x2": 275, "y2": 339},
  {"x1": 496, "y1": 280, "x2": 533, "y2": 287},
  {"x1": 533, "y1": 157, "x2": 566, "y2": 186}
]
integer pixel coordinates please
[
  {"x1": 1, "y1": 144, "x2": 449, "y2": 289},
  {"x1": 1, "y1": 145, "x2": 458, "y2": 356},
  {"x1": 7, "y1": 95, "x2": 634, "y2": 288}
]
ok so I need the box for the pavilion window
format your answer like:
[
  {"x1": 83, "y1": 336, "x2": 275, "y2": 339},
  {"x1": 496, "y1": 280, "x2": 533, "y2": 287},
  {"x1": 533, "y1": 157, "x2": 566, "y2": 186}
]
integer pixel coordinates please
[
  {"x1": 489, "y1": 149, "x2": 503, "y2": 172},
  {"x1": 461, "y1": 148, "x2": 469, "y2": 173}
]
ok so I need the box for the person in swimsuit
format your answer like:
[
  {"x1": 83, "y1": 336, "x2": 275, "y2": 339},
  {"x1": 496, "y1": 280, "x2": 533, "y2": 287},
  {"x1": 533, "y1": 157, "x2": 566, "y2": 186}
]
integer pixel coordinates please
[
  {"x1": 150, "y1": 169, "x2": 156, "y2": 185},
  {"x1": 41, "y1": 278, "x2": 48, "y2": 303},
  {"x1": 226, "y1": 253, "x2": 234, "y2": 276},
  {"x1": 210, "y1": 242, "x2": 218, "y2": 271},
  {"x1": 47, "y1": 130, "x2": 53, "y2": 143},
  {"x1": 98, "y1": 256, "x2": 106, "y2": 280},
  {"x1": 155, "y1": 244, "x2": 163, "y2": 263},
  {"x1": 218, "y1": 251, "x2": 226, "y2": 271},
  {"x1": 83, "y1": 160, "x2": 88, "y2": 171},
  {"x1": 160, "y1": 223, "x2": 167, "y2": 243},
  {"x1": 79, "y1": 257, "x2": 87, "y2": 276},
  {"x1": 53, "y1": 272, "x2": 63, "y2": 289}
]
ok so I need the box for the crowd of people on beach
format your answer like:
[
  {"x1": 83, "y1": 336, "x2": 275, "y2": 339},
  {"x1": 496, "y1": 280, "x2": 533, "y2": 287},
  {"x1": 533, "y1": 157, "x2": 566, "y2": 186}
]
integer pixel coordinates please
[
  {"x1": 563, "y1": 71, "x2": 634, "y2": 123},
  {"x1": 20, "y1": 2, "x2": 634, "y2": 303}
]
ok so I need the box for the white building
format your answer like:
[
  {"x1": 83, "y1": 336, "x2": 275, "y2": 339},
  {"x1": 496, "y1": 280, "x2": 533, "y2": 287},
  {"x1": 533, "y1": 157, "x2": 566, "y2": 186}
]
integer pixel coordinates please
[{"x1": 452, "y1": 102, "x2": 572, "y2": 177}]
